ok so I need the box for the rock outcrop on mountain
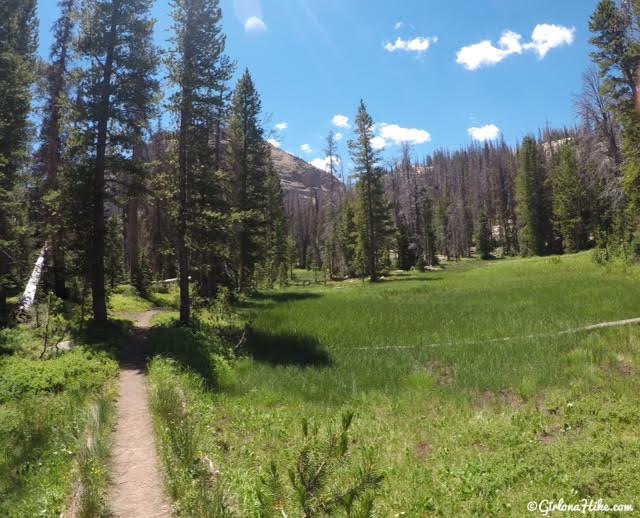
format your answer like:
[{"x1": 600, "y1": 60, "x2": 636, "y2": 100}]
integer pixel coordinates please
[{"x1": 270, "y1": 145, "x2": 343, "y2": 197}]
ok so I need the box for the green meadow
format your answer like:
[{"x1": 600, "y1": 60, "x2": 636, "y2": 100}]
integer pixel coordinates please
[{"x1": 149, "y1": 253, "x2": 640, "y2": 516}]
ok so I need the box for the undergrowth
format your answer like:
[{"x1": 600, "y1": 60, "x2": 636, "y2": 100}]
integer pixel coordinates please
[{"x1": 0, "y1": 319, "x2": 119, "y2": 516}]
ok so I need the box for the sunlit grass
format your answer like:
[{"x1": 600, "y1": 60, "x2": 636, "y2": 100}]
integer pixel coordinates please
[
  {"x1": 0, "y1": 321, "x2": 119, "y2": 516},
  {"x1": 149, "y1": 253, "x2": 640, "y2": 516}
]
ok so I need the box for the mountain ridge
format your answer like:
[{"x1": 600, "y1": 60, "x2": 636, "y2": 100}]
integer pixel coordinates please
[{"x1": 270, "y1": 145, "x2": 343, "y2": 197}]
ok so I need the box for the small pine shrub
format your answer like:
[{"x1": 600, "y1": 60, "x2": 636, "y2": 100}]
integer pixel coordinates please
[
  {"x1": 132, "y1": 253, "x2": 153, "y2": 298},
  {"x1": 257, "y1": 412, "x2": 384, "y2": 517},
  {"x1": 592, "y1": 243, "x2": 609, "y2": 265}
]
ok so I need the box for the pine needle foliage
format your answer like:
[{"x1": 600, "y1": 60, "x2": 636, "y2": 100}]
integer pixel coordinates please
[{"x1": 258, "y1": 412, "x2": 384, "y2": 518}]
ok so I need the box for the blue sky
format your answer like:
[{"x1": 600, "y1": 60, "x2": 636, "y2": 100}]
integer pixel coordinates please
[{"x1": 38, "y1": 0, "x2": 599, "y2": 170}]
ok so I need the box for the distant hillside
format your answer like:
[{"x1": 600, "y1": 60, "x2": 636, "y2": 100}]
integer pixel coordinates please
[{"x1": 270, "y1": 145, "x2": 343, "y2": 197}]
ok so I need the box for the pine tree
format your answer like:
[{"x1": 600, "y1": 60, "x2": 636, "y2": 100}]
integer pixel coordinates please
[
  {"x1": 515, "y1": 136, "x2": 552, "y2": 256},
  {"x1": 75, "y1": 0, "x2": 158, "y2": 322},
  {"x1": 435, "y1": 186, "x2": 451, "y2": 259},
  {"x1": 395, "y1": 216, "x2": 412, "y2": 270},
  {"x1": 589, "y1": 0, "x2": 640, "y2": 234},
  {"x1": 37, "y1": 0, "x2": 75, "y2": 300},
  {"x1": 348, "y1": 101, "x2": 390, "y2": 281},
  {"x1": 257, "y1": 413, "x2": 384, "y2": 517},
  {"x1": 322, "y1": 131, "x2": 341, "y2": 278},
  {"x1": 263, "y1": 156, "x2": 289, "y2": 287},
  {"x1": 120, "y1": 21, "x2": 160, "y2": 290},
  {"x1": 168, "y1": 0, "x2": 233, "y2": 322},
  {"x1": 0, "y1": 0, "x2": 38, "y2": 325},
  {"x1": 418, "y1": 190, "x2": 438, "y2": 266},
  {"x1": 552, "y1": 143, "x2": 587, "y2": 252},
  {"x1": 338, "y1": 197, "x2": 357, "y2": 277},
  {"x1": 227, "y1": 70, "x2": 270, "y2": 292},
  {"x1": 476, "y1": 212, "x2": 493, "y2": 259}
]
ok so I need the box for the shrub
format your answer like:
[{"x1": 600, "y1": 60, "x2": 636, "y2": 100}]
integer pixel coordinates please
[
  {"x1": 257, "y1": 413, "x2": 384, "y2": 518},
  {"x1": 592, "y1": 243, "x2": 609, "y2": 265},
  {"x1": 0, "y1": 349, "x2": 118, "y2": 403}
]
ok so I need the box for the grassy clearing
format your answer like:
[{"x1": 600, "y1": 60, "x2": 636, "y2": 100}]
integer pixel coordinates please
[
  {"x1": 0, "y1": 321, "x2": 121, "y2": 517},
  {"x1": 109, "y1": 284, "x2": 155, "y2": 314},
  {"x1": 109, "y1": 283, "x2": 180, "y2": 318},
  {"x1": 148, "y1": 253, "x2": 640, "y2": 516}
]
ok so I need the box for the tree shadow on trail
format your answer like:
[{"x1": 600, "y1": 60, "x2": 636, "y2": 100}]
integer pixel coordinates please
[{"x1": 244, "y1": 330, "x2": 333, "y2": 368}]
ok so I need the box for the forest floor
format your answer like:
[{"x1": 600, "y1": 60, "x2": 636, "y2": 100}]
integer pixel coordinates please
[{"x1": 107, "y1": 310, "x2": 171, "y2": 518}]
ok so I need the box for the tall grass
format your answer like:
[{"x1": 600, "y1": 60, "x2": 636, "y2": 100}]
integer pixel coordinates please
[
  {"x1": 0, "y1": 322, "x2": 119, "y2": 517},
  {"x1": 66, "y1": 390, "x2": 116, "y2": 518},
  {"x1": 149, "y1": 253, "x2": 640, "y2": 515},
  {"x1": 149, "y1": 358, "x2": 232, "y2": 517}
]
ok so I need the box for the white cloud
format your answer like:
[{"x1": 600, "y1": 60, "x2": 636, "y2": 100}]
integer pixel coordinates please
[
  {"x1": 468, "y1": 124, "x2": 501, "y2": 142},
  {"x1": 371, "y1": 136, "x2": 387, "y2": 150},
  {"x1": 275, "y1": 122, "x2": 288, "y2": 131},
  {"x1": 310, "y1": 155, "x2": 341, "y2": 173},
  {"x1": 456, "y1": 31, "x2": 523, "y2": 70},
  {"x1": 384, "y1": 36, "x2": 438, "y2": 54},
  {"x1": 378, "y1": 123, "x2": 431, "y2": 145},
  {"x1": 310, "y1": 158, "x2": 326, "y2": 170},
  {"x1": 267, "y1": 138, "x2": 281, "y2": 148},
  {"x1": 245, "y1": 16, "x2": 267, "y2": 34},
  {"x1": 457, "y1": 24, "x2": 575, "y2": 70},
  {"x1": 300, "y1": 143, "x2": 313, "y2": 154},
  {"x1": 394, "y1": 21, "x2": 404, "y2": 30},
  {"x1": 335, "y1": 132, "x2": 343, "y2": 141},
  {"x1": 525, "y1": 23, "x2": 575, "y2": 58},
  {"x1": 332, "y1": 114, "x2": 350, "y2": 128}
]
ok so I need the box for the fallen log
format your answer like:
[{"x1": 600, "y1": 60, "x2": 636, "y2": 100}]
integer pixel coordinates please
[{"x1": 16, "y1": 245, "x2": 47, "y2": 316}]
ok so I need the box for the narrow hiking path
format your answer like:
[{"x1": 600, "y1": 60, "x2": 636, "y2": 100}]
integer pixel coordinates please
[
  {"x1": 355, "y1": 316, "x2": 640, "y2": 350},
  {"x1": 107, "y1": 310, "x2": 171, "y2": 518}
]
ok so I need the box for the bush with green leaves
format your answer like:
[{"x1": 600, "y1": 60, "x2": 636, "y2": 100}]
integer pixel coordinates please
[
  {"x1": 257, "y1": 412, "x2": 384, "y2": 518},
  {"x1": 0, "y1": 349, "x2": 118, "y2": 403},
  {"x1": 0, "y1": 318, "x2": 118, "y2": 516}
]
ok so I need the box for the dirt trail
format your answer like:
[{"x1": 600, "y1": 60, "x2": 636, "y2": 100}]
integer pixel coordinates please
[
  {"x1": 107, "y1": 310, "x2": 171, "y2": 518},
  {"x1": 356, "y1": 316, "x2": 640, "y2": 351}
]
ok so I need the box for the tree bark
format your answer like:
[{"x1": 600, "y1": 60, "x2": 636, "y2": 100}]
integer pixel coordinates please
[
  {"x1": 178, "y1": 108, "x2": 190, "y2": 324},
  {"x1": 126, "y1": 193, "x2": 139, "y2": 280},
  {"x1": 365, "y1": 171, "x2": 377, "y2": 281},
  {"x1": 45, "y1": 2, "x2": 74, "y2": 300},
  {"x1": 0, "y1": 259, "x2": 8, "y2": 327},
  {"x1": 91, "y1": 1, "x2": 120, "y2": 323},
  {"x1": 177, "y1": 22, "x2": 193, "y2": 324},
  {"x1": 126, "y1": 146, "x2": 142, "y2": 281}
]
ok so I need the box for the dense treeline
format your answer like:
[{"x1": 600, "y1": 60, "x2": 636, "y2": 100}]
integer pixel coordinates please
[
  {"x1": 0, "y1": 0, "x2": 288, "y2": 326},
  {"x1": 288, "y1": 0, "x2": 639, "y2": 280},
  {"x1": 0, "y1": 0, "x2": 639, "y2": 326}
]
